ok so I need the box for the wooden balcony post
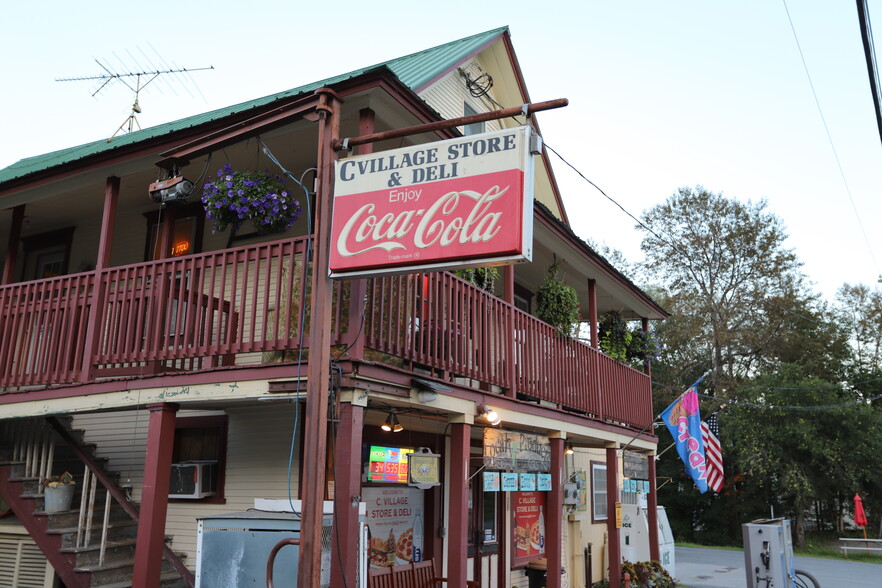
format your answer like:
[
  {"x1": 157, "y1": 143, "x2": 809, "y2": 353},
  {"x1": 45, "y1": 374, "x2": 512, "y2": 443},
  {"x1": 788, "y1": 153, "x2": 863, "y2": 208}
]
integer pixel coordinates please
[
  {"x1": 504, "y1": 265, "x2": 517, "y2": 397},
  {"x1": 546, "y1": 435, "x2": 565, "y2": 588},
  {"x1": 1, "y1": 205, "x2": 25, "y2": 285},
  {"x1": 606, "y1": 444, "x2": 621, "y2": 580},
  {"x1": 587, "y1": 279, "x2": 598, "y2": 349},
  {"x1": 340, "y1": 108, "x2": 374, "y2": 358},
  {"x1": 447, "y1": 420, "x2": 470, "y2": 586},
  {"x1": 642, "y1": 317, "x2": 651, "y2": 376},
  {"x1": 133, "y1": 402, "x2": 178, "y2": 588},
  {"x1": 330, "y1": 401, "x2": 364, "y2": 588},
  {"x1": 298, "y1": 88, "x2": 341, "y2": 588},
  {"x1": 80, "y1": 177, "x2": 120, "y2": 381},
  {"x1": 647, "y1": 451, "x2": 660, "y2": 562}
]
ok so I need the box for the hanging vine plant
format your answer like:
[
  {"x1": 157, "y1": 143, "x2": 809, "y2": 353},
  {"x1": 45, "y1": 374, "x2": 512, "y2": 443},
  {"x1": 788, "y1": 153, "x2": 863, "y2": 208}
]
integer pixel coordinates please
[
  {"x1": 535, "y1": 260, "x2": 581, "y2": 338},
  {"x1": 599, "y1": 310, "x2": 661, "y2": 364},
  {"x1": 453, "y1": 266, "x2": 499, "y2": 293}
]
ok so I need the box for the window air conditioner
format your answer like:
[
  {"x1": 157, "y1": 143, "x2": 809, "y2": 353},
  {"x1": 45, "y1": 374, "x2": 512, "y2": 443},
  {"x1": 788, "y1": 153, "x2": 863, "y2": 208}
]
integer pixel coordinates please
[{"x1": 169, "y1": 461, "x2": 218, "y2": 499}]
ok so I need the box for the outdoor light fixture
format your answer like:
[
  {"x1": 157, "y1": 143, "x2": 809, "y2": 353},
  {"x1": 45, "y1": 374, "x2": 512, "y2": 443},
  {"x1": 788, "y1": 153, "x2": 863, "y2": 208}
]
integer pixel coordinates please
[
  {"x1": 565, "y1": 444, "x2": 575, "y2": 455},
  {"x1": 479, "y1": 404, "x2": 501, "y2": 426},
  {"x1": 148, "y1": 176, "x2": 194, "y2": 204},
  {"x1": 381, "y1": 412, "x2": 403, "y2": 433}
]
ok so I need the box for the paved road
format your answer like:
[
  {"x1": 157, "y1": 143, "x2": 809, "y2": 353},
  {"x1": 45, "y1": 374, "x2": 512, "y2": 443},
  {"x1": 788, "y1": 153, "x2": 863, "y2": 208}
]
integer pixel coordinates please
[{"x1": 675, "y1": 546, "x2": 881, "y2": 588}]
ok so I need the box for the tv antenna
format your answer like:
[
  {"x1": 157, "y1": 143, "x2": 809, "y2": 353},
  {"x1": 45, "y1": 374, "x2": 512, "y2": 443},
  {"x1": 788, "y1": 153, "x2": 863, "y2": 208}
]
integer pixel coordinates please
[{"x1": 57, "y1": 54, "x2": 213, "y2": 141}]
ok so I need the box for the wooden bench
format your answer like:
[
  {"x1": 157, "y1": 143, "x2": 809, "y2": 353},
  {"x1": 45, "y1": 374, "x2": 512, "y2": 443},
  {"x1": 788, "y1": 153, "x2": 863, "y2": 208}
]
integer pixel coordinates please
[
  {"x1": 368, "y1": 560, "x2": 480, "y2": 588},
  {"x1": 839, "y1": 537, "x2": 882, "y2": 556}
]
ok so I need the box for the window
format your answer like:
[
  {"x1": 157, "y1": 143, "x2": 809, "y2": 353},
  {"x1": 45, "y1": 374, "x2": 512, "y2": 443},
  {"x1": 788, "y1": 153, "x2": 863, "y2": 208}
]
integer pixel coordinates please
[
  {"x1": 592, "y1": 462, "x2": 608, "y2": 522},
  {"x1": 144, "y1": 203, "x2": 204, "y2": 261},
  {"x1": 463, "y1": 102, "x2": 485, "y2": 136},
  {"x1": 171, "y1": 415, "x2": 227, "y2": 502},
  {"x1": 21, "y1": 227, "x2": 75, "y2": 280}
]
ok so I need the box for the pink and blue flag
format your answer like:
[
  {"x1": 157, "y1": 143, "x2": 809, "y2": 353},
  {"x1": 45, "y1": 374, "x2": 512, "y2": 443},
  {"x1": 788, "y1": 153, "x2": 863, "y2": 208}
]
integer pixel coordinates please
[{"x1": 660, "y1": 384, "x2": 708, "y2": 493}]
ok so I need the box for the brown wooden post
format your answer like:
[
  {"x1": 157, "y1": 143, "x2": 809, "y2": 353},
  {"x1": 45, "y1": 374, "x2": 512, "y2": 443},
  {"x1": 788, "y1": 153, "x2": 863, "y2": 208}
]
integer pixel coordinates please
[
  {"x1": 642, "y1": 317, "x2": 651, "y2": 376},
  {"x1": 504, "y1": 265, "x2": 517, "y2": 398},
  {"x1": 1, "y1": 205, "x2": 25, "y2": 284},
  {"x1": 606, "y1": 444, "x2": 621, "y2": 581},
  {"x1": 80, "y1": 177, "x2": 120, "y2": 381},
  {"x1": 298, "y1": 88, "x2": 340, "y2": 588},
  {"x1": 546, "y1": 436, "x2": 565, "y2": 588},
  {"x1": 588, "y1": 279, "x2": 598, "y2": 348},
  {"x1": 447, "y1": 420, "x2": 470, "y2": 586},
  {"x1": 96, "y1": 177, "x2": 120, "y2": 269},
  {"x1": 647, "y1": 452, "x2": 660, "y2": 562},
  {"x1": 132, "y1": 402, "x2": 178, "y2": 588},
  {"x1": 330, "y1": 401, "x2": 365, "y2": 588},
  {"x1": 340, "y1": 108, "x2": 374, "y2": 359}
]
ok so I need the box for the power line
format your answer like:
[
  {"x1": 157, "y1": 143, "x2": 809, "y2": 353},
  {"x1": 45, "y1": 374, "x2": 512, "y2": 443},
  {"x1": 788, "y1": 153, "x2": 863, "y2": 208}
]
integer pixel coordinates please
[{"x1": 781, "y1": 0, "x2": 880, "y2": 277}]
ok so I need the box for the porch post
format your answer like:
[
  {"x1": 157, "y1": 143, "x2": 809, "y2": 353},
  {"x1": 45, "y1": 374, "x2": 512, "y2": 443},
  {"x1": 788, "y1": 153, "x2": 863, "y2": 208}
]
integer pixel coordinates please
[
  {"x1": 642, "y1": 317, "x2": 651, "y2": 376},
  {"x1": 298, "y1": 88, "x2": 341, "y2": 588},
  {"x1": 605, "y1": 444, "x2": 621, "y2": 581},
  {"x1": 96, "y1": 176, "x2": 120, "y2": 269},
  {"x1": 341, "y1": 108, "x2": 374, "y2": 358},
  {"x1": 1, "y1": 204, "x2": 25, "y2": 284},
  {"x1": 330, "y1": 401, "x2": 365, "y2": 588},
  {"x1": 587, "y1": 279, "x2": 598, "y2": 348},
  {"x1": 447, "y1": 420, "x2": 470, "y2": 586},
  {"x1": 546, "y1": 435, "x2": 565, "y2": 588},
  {"x1": 647, "y1": 452, "x2": 660, "y2": 561},
  {"x1": 80, "y1": 176, "x2": 120, "y2": 381},
  {"x1": 503, "y1": 265, "x2": 517, "y2": 398},
  {"x1": 133, "y1": 402, "x2": 178, "y2": 588}
]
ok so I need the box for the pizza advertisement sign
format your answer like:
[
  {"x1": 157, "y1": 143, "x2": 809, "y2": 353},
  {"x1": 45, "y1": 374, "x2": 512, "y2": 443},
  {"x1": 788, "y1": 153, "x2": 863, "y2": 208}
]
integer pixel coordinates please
[
  {"x1": 330, "y1": 126, "x2": 536, "y2": 278},
  {"x1": 363, "y1": 486, "x2": 425, "y2": 569},
  {"x1": 513, "y1": 491, "x2": 546, "y2": 565}
]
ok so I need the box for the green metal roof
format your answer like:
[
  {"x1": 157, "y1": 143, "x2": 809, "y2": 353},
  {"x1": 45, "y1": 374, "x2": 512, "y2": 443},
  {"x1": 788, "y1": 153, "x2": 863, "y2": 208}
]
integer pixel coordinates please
[{"x1": 0, "y1": 26, "x2": 508, "y2": 187}]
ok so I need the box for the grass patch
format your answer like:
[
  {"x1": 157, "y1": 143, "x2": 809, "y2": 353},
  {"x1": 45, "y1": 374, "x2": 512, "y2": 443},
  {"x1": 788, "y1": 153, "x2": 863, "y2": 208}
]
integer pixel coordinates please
[{"x1": 677, "y1": 538, "x2": 882, "y2": 563}]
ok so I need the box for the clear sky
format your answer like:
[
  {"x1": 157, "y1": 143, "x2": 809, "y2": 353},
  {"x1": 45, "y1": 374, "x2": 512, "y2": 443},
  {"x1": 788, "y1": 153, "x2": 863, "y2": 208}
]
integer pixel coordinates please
[{"x1": 1, "y1": 1, "x2": 880, "y2": 301}]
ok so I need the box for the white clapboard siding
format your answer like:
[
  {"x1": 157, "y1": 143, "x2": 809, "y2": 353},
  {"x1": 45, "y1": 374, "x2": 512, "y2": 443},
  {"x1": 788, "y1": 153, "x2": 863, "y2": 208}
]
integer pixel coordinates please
[
  {"x1": 74, "y1": 403, "x2": 304, "y2": 568},
  {"x1": 420, "y1": 61, "x2": 502, "y2": 135}
]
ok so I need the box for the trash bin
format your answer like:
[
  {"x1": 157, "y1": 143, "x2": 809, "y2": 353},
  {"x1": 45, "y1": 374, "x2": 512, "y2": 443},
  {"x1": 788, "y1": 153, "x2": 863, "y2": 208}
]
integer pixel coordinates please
[{"x1": 525, "y1": 558, "x2": 548, "y2": 588}]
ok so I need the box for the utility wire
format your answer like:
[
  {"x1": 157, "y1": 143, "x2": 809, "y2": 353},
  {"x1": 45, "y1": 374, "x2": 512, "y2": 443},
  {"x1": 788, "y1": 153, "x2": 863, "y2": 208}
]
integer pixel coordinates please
[{"x1": 782, "y1": 0, "x2": 880, "y2": 277}]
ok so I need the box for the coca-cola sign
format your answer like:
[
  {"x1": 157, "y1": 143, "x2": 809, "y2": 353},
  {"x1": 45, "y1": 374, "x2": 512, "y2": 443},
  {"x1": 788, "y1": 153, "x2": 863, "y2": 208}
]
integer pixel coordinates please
[{"x1": 330, "y1": 126, "x2": 535, "y2": 277}]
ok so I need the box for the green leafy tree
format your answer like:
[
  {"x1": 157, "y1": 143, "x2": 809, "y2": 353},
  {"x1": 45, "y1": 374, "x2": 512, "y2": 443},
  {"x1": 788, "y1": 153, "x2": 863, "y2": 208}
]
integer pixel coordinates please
[{"x1": 638, "y1": 186, "x2": 805, "y2": 391}]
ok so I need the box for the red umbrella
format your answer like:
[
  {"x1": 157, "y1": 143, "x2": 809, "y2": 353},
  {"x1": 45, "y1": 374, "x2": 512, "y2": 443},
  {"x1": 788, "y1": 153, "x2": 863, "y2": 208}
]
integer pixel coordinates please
[
  {"x1": 854, "y1": 494, "x2": 868, "y2": 528},
  {"x1": 854, "y1": 493, "x2": 869, "y2": 549}
]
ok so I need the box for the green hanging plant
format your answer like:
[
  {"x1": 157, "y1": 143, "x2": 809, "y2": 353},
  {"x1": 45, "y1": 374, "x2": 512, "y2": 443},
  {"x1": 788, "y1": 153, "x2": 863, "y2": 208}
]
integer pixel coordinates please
[
  {"x1": 453, "y1": 266, "x2": 499, "y2": 293},
  {"x1": 599, "y1": 311, "x2": 631, "y2": 361},
  {"x1": 535, "y1": 260, "x2": 581, "y2": 338}
]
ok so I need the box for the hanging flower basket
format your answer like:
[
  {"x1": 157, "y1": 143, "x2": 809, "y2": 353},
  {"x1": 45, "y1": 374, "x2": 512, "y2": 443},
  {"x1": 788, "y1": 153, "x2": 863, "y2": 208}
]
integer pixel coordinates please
[{"x1": 202, "y1": 164, "x2": 303, "y2": 234}]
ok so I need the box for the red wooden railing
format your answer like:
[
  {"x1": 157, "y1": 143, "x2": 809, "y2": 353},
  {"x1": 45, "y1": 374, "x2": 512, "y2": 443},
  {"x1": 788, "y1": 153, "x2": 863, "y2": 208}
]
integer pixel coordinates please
[{"x1": 0, "y1": 236, "x2": 651, "y2": 429}]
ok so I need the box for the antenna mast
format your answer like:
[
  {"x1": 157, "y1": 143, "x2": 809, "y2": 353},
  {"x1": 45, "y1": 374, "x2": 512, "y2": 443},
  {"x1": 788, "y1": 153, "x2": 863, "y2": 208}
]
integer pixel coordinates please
[{"x1": 57, "y1": 57, "x2": 214, "y2": 141}]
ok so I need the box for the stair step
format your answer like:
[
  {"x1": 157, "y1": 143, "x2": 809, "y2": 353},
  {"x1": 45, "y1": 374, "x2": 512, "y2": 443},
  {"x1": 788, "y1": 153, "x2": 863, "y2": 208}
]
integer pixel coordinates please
[
  {"x1": 95, "y1": 569, "x2": 190, "y2": 588},
  {"x1": 75, "y1": 552, "x2": 186, "y2": 586}
]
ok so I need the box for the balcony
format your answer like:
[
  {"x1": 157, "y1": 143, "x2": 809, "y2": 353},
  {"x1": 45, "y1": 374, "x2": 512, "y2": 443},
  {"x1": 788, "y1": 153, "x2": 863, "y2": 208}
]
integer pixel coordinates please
[{"x1": 0, "y1": 234, "x2": 652, "y2": 430}]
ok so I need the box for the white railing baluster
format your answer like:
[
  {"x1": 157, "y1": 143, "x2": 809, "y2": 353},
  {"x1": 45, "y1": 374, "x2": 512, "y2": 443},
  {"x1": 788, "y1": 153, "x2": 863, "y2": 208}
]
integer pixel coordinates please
[
  {"x1": 76, "y1": 467, "x2": 90, "y2": 548},
  {"x1": 84, "y1": 472, "x2": 97, "y2": 548},
  {"x1": 99, "y1": 489, "x2": 111, "y2": 566}
]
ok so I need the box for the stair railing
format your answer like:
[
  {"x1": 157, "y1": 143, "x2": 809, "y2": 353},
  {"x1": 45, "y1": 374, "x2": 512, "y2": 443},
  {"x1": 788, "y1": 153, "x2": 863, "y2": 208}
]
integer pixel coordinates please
[
  {"x1": 44, "y1": 417, "x2": 195, "y2": 587},
  {"x1": 76, "y1": 466, "x2": 113, "y2": 566},
  {"x1": 10, "y1": 418, "x2": 55, "y2": 494}
]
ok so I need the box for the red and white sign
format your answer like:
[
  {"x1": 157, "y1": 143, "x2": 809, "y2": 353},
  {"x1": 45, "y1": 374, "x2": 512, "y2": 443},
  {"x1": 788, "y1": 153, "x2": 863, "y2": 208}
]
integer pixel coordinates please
[{"x1": 329, "y1": 126, "x2": 535, "y2": 277}]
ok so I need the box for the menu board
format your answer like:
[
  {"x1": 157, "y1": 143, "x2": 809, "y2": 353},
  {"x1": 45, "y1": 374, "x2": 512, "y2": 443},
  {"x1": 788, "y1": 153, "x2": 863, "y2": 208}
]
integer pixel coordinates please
[
  {"x1": 363, "y1": 486, "x2": 425, "y2": 568},
  {"x1": 513, "y1": 491, "x2": 546, "y2": 563},
  {"x1": 367, "y1": 445, "x2": 414, "y2": 483}
]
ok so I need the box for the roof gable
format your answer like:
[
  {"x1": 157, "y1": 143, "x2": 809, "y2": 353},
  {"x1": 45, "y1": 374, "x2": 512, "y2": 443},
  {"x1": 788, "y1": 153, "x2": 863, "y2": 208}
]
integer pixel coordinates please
[{"x1": 0, "y1": 26, "x2": 508, "y2": 186}]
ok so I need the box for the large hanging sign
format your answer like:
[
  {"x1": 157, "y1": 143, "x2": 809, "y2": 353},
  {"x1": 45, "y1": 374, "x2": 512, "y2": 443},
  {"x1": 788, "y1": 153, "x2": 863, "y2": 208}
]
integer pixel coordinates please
[
  {"x1": 482, "y1": 428, "x2": 551, "y2": 472},
  {"x1": 330, "y1": 126, "x2": 536, "y2": 278}
]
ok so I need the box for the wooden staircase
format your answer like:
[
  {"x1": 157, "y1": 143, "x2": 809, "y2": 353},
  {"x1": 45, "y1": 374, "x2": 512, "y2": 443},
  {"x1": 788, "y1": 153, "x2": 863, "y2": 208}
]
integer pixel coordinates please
[{"x1": 0, "y1": 417, "x2": 194, "y2": 587}]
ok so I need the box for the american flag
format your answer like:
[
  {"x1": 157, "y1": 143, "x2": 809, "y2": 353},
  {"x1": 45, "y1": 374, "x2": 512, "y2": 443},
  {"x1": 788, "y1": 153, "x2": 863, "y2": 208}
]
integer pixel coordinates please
[{"x1": 701, "y1": 413, "x2": 724, "y2": 493}]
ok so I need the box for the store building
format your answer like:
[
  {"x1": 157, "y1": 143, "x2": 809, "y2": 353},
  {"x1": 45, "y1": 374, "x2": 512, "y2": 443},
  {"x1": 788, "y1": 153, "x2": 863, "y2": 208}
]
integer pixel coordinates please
[{"x1": 0, "y1": 26, "x2": 666, "y2": 588}]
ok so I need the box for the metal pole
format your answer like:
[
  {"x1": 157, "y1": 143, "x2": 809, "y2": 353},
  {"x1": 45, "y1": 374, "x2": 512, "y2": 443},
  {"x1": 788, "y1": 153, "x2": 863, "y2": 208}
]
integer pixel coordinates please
[{"x1": 333, "y1": 98, "x2": 568, "y2": 151}]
